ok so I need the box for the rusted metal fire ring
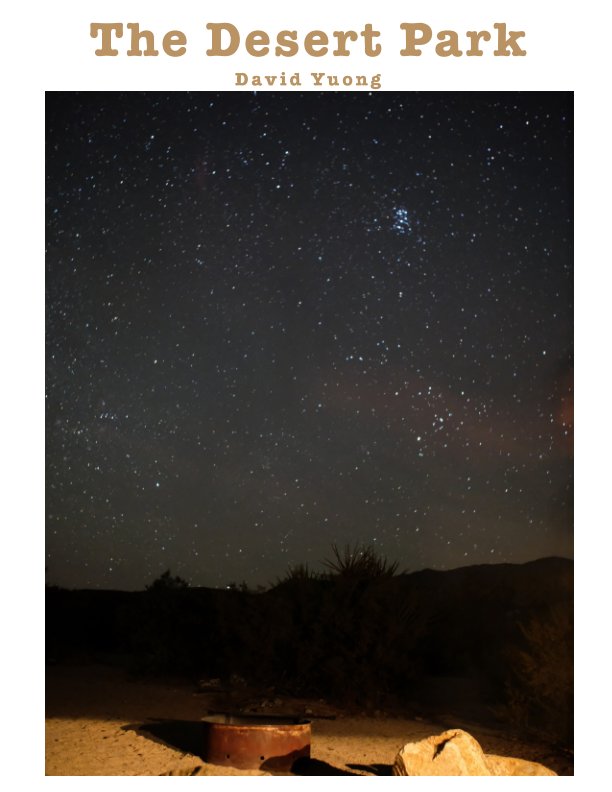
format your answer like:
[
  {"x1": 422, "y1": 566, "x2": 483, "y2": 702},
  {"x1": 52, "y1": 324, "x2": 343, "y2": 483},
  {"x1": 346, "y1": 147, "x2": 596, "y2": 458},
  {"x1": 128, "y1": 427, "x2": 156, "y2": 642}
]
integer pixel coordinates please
[{"x1": 202, "y1": 714, "x2": 311, "y2": 771}]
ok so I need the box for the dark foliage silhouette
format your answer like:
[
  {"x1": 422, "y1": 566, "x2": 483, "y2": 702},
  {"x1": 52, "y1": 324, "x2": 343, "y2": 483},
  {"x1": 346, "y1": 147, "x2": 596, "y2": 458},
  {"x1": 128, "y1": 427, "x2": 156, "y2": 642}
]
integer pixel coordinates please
[
  {"x1": 46, "y1": 555, "x2": 573, "y2": 747},
  {"x1": 322, "y1": 543, "x2": 400, "y2": 579}
]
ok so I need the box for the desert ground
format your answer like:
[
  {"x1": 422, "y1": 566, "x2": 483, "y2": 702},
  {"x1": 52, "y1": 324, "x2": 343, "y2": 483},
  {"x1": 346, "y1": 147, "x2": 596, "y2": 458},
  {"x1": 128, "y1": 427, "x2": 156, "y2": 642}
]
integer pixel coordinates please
[{"x1": 45, "y1": 661, "x2": 572, "y2": 776}]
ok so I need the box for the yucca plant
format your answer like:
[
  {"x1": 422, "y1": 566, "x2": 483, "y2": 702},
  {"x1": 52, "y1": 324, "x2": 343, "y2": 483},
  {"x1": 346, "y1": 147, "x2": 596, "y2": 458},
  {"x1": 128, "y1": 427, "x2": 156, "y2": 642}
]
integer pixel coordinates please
[
  {"x1": 277, "y1": 562, "x2": 321, "y2": 585},
  {"x1": 322, "y1": 542, "x2": 400, "y2": 579}
]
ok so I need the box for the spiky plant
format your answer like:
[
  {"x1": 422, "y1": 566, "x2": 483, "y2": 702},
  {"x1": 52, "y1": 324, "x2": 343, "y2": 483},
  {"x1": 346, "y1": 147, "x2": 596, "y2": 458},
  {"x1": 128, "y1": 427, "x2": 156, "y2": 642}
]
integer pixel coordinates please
[
  {"x1": 322, "y1": 543, "x2": 400, "y2": 579},
  {"x1": 277, "y1": 562, "x2": 321, "y2": 585}
]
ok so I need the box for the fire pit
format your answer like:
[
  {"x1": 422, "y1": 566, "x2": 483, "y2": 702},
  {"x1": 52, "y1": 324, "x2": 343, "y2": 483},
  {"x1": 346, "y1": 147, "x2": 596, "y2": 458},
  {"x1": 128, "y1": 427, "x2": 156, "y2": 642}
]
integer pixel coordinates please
[{"x1": 201, "y1": 714, "x2": 311, "y2": 771}]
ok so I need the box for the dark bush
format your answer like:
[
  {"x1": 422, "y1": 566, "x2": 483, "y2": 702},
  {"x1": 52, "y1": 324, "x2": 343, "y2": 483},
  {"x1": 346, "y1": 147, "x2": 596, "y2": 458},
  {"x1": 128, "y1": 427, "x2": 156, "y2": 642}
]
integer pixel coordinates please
[{"x1": 499, "y1": 602, "x2": 573, "y2": 746}]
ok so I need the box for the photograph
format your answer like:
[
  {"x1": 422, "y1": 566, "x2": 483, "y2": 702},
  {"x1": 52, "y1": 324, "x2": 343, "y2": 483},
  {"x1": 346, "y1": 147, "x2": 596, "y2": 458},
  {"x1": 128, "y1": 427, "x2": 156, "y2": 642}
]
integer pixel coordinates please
[{"x1": 45, "y1": 90, "x2": 573, "y2": 776}]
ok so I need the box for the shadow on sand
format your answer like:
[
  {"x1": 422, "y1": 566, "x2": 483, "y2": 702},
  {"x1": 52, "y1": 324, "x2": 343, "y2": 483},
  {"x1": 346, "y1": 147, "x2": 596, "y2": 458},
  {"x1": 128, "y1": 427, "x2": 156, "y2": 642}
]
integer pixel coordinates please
[
  {"x1": 123, "y1": 720, "x2": 206, "y2": 759},
  {"x1": 291, "y1": 757, "x2": 358, "y2": 775},
  {"x1": 347, "y1": 762, "x2": 393, "y2": 775}
]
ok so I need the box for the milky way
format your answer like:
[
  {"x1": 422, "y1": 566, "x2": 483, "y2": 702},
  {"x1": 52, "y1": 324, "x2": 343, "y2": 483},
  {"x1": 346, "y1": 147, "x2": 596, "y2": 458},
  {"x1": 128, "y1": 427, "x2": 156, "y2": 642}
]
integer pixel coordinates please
[{"x1": 46, "y1": 91, "x2": 573, "y2": 590}]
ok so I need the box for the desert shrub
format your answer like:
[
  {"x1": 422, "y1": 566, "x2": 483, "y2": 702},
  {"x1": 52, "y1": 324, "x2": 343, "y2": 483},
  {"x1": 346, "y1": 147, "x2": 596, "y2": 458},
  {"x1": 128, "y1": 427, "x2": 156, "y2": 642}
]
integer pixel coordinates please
[
  {"x1": 277, "y1": 562, "x2": 322, "y2": 584},
  {"x1": 146, "y1": 569, "x2": 189, "y2": 591},
  {"x1": 322, "y1": 543, "x2": 400, "y2": 579},
  {"x1": 258, "y1": 573, "x2": 426, "y2": 707},
  {"x1": 126, "y1": 572, "x2": 211, "y2": 674},
  {"x1": 500, "y1": 602, "x2": 573, "y2": 746},
  {"x1": 316, "y1": 576, "x2": 427, "y2": 707}
]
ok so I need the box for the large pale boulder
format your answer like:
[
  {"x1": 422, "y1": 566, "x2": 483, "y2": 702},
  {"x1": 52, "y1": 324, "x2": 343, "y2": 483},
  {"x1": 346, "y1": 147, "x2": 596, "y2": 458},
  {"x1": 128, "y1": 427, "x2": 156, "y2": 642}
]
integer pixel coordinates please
[
  {"x1": 392, "y1": 729, "x2": 557, "y2": 776},
  {"x1": 393, "y1": 729, "x2": 490, "y2": 776},
  {"x1": 486, "y1": 754, "x2": 557, "y2": 776}
]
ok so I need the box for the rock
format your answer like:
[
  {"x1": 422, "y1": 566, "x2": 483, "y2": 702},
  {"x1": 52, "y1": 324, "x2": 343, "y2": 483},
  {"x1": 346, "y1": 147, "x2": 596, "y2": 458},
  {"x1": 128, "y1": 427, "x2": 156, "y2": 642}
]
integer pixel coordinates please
[
  {"x1": 393, "y1": 729, "x2": 491, "y2": 776},
  {"x1": 486, "y1": 755, "x2": 557, "y2": 776},
  {"x1": 392, "y1": 729, "x2": 557, "y2": 776}
]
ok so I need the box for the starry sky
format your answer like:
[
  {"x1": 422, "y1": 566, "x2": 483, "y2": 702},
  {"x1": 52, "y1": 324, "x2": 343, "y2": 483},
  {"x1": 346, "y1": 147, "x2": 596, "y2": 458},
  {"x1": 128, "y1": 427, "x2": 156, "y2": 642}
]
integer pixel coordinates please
[{"x1": 45, "y1": 91, "x2": 573, "y2": 591}]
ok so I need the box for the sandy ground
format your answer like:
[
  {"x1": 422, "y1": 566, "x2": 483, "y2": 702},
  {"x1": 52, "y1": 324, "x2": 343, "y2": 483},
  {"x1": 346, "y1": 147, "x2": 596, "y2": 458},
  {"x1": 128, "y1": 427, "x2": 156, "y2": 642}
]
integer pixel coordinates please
[{"x1": 45, "y1": 662, "x2": 572, "y2": 776}]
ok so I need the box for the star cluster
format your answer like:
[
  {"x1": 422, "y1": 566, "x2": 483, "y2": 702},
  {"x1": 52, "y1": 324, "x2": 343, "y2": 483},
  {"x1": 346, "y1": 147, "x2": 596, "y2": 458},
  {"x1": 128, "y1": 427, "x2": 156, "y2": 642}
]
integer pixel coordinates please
[{"x1": 46, "y1": 91, "x2": 573, "y2": 590}]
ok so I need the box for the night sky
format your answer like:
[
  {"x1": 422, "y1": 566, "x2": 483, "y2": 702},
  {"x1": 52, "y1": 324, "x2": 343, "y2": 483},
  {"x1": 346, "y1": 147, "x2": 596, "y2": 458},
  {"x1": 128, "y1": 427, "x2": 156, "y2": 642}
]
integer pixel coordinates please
[{"x1": 45, "y1": 91, "x2": 573, "y2": 591}]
